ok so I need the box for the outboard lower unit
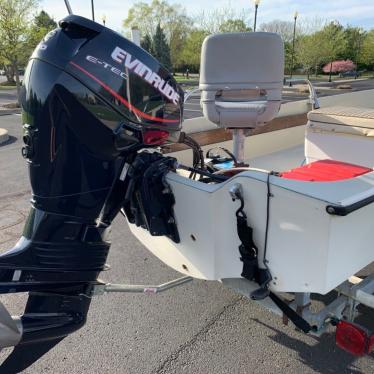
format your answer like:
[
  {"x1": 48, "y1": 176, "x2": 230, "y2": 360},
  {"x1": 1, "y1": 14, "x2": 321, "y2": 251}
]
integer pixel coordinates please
[{"x1": 0, "y1": 15, "x2": 183, "y2": 367}]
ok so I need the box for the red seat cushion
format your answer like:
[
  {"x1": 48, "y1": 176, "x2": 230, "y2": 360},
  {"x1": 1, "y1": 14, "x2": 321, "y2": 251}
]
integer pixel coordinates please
[{"x1": 280, "y1": 160, "x2": 372, "y2": 182}]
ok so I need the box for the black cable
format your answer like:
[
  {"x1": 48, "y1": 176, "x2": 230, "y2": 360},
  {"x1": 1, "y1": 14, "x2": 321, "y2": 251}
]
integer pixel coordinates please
[
  {"x1": 206, "y1": 147, "x2": 238, "y2": 166},
  {"x1": 178, "y1": 132, "x2": 205, "y2": 179},
  {"x1": 177, "y1": 164, "x2": 228, "y2": 182},
  {"x1": 263, "y1": 172, "x2": 272, "y2": 270},
  {"x1": 187, "y1": 136, "x2": 204, "y2": 170},
  {"x1": 259, "y1": 175, "x2": 313, "y2": 333},
  {"x1": 248, "y1": 171, "x2": 275, "y2": 301}
]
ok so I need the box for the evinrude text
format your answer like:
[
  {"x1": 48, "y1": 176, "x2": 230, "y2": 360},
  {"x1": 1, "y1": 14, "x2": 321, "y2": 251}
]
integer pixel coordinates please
[{"x1": 111, "y1": 46, "x2": 180, "y2": 105}]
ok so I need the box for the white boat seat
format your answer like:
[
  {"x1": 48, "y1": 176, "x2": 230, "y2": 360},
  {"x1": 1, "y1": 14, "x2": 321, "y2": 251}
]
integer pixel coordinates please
[
  {"x1": 305, "y1": 106, "x2": 374, "y2": 167},
  {"x1": 199, "y1": 32, "x2": 284, "y2": 129}
]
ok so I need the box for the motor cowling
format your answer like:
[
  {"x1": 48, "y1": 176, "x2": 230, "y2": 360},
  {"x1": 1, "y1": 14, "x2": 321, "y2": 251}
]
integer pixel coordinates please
[
  {"x1": 21, "y1": 14, "x2": 183, "y2": 219},
  {"x1": 0, "y1": 16, "x2": 184, "y2": 360}
]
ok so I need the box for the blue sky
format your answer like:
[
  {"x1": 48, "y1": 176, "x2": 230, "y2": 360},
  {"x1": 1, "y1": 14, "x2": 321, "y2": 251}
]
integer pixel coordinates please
[{"x1": 41, "y1": 0, "x2": 374, "y2": 32}]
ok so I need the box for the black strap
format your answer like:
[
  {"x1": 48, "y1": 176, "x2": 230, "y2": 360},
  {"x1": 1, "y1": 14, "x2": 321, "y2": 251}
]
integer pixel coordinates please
[
  {"x1": 234, "y1": 192, "x2": 312, "y2": 333},
  {"x1": 236, "y1": 214, "x2": 272, "y2": 293},
  {"x1": 269, "y1": 293, "x2": 312, "y2": 333},
  {"x1": 236, "y1": 215, "x2": 258, "y2": 281}
]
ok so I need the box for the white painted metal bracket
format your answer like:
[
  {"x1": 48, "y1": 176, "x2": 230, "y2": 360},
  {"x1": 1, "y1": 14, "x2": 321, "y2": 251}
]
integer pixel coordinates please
[
  {"x1": 337, "y1": 274, "x2": 374, "y2": 309},
  {"x1": 92, "y1": 276, "x2": 193, "y2": 296}
]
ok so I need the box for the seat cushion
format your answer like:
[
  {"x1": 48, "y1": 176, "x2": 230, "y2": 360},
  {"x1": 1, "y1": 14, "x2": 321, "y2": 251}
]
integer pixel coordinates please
[
  {"x1": 281, "y1": 160, "x2": 372, "y2": 182},
  {"x1": 308, "y1": 106, "x2": 374, "y2": 137}
]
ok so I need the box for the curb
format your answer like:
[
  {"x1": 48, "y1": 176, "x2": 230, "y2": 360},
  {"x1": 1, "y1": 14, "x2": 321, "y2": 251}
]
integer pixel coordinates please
[
  {"x1": 0, "y1": 108, "x2": 21, "y2": 116},
  {"x1": 0, "y1": 128, "x2": 9, "y2": 145}
]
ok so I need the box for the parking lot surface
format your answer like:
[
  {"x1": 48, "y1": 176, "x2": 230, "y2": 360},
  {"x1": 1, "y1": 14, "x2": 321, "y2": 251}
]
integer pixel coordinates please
[
  {"x1": 183, "y1": 78, "x2": 374, "y2": 119},
  {"x1": 0, "y1": 114, "x2": 373, "y2": 373}
]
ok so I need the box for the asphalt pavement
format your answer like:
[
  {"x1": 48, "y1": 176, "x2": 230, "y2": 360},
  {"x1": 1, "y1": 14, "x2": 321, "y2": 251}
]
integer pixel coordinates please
[
  {"x1": 0, "y1": 89, "x2": 17, "y2": 106},
  {"x1": 0, "y1": 75, "x2": 22, "y2": 106},
  {"x1": 1, "y1": 77, "x2": 374, "y2": 120},
  {"x1": 0, "y1": 114, "x2": 374, "y2": 373},
  {"x1": 183, "y1": 78, "x2": 374, "y2": 120}
]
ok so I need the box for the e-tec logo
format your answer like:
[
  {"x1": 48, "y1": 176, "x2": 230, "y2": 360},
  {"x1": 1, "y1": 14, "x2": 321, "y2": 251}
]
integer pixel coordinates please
[
  {"x1": 86, "y1": 55, "x2": 128, "y2": 80},
  {"x1": 111, "y1": 46, "x2": 180, "y2": 105}
]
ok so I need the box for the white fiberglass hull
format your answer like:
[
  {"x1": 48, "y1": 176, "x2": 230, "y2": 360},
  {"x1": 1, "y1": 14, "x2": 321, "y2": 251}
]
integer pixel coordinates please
[
  {"x1": 129, "y1": 120, "x2": 374, "y2": 295},
  {"x1": 129, "y1": 170, "x2": 374, "y2": 295}
]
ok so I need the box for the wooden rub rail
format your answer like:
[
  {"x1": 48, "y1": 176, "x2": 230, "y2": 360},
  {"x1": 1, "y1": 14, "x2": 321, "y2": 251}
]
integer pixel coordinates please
[{"x1": 165, "y1": 113, "x2": 308, "y2": 153}]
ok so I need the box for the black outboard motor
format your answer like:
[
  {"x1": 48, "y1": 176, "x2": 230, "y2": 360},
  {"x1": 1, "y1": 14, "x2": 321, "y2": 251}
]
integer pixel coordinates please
[{"x1": 0, "y1": 15, "x2": 183, "y2": 368}]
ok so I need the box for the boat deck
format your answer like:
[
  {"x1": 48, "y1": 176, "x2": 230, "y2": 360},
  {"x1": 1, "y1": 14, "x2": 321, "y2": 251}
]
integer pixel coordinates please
[{"x1": 250, "y1": 144, "x2": 304, "y2": 172}]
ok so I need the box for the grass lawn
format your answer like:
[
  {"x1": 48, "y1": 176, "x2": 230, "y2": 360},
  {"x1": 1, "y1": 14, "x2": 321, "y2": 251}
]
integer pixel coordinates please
[
  {"x1": 0, "y1": 85, "x2": 16, "y2": 90},
  {"x1": 175, "y1": 77, "x2": 197, "y2": 83},
  {"x1": 174, "y1": 73, "x2": 374, "y2": 85},
  {"x1": 288, "y1": 73, "x2": 374, "y2": 82},
  {"x1": 174, "y1": 73, "x2": 199, "y2": 84}
]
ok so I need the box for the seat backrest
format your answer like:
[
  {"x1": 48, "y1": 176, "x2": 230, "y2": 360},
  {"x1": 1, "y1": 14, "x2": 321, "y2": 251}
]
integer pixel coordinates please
[{"x1": 199, "y1": 32, "x2": 284, "y2": 129}]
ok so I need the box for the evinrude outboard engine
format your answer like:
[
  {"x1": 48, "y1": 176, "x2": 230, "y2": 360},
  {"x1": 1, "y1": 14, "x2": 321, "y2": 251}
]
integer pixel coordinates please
[{"x1": 0, "y1": 15, "x2": 183, "y2": 369}]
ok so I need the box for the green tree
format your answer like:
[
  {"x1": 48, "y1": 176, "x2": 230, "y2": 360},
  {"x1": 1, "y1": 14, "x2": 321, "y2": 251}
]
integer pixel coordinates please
[
  {"x1": 27, "y1": 11, "x2": 57, "y2": 59},
  {"x1": 284, "y1": 41, "x2": 294, "y2": 75},
  {"x1": 0, "y1": 0, "x2": 38, "y2": 98},
  {"x1": 195, "y1": 6, "x2": 249, "y2": 34},
  {"x1": 35, "y1": 10, "x2": 57, "y2": 29},
  {"x1": 123, "y1": 0, "x2": 192, "y2": 69},
  {"x1": 218, "y1": 19, "x2": 251, "y2": 33},
  {"x1": 317, "y1": 22, "x2": 347, "y2": 81},
  {"x1": 259, "y1": 20, "x2": 295, "y2": 43},
  {"x1": 141, "y1": 34, "x2": 153, "y2": 54},
  {"x1": 259, "y1": 20, "x2": 301, "y2": 75},
  {"x1": 152, "y1": 24, "x2": 172, "y2": 71},
  {"x1": 360, "y1": 29, "x2": 374, "y2": 68},
  {"x1": 179, "y1": 30, "x2": 209, "y2": 72},
  {"x1": 169, "y1": 16, "x2": 192, "y2": 71},
  {"x1": 343, "y1": 26, "x2": 365, "y2": 66},
  {"x1": 297, "y1": 33, "x2": 326, "y2": 78}
]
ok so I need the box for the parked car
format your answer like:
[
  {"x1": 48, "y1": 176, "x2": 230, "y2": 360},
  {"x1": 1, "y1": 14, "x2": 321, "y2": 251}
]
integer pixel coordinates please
[
  {"x1": 0, "y1": 69, "x2": 5, "y2": 76},
  {"x1": 339, "y1": 70, "x2": 361, "y2": 78}
]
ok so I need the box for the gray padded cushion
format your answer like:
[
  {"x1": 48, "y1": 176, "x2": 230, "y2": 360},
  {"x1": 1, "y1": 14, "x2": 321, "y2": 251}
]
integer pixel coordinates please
[
  {"x1": 200, "y1": 32, "x2": 284, "y2": 91},
  {"x1": 199, "y1": 32, "x2": 284, "y2": 129}
]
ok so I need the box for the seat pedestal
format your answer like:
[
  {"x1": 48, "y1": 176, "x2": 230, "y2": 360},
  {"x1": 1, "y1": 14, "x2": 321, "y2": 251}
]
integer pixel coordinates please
[{"x1": 232, "y1": 129, "x2": 247, "y2": 164}]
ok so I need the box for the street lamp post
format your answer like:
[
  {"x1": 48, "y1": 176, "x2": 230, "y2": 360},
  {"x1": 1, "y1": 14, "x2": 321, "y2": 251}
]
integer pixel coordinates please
[
  {"x1": 328, "y1": 20, "x2": 339, "y2": 83},
  {"x1": 91, "y1": 0, "x2": 95, "y2": 21},
  {"x1": 289, "y1": 11, "x2": 298, "y2": 87},
  {"x1": 253, "y1": 0, "x2": 260, "y2": 32},
  {"x1": 328, "y1": 61, "x2": 333, "y2": 83},
  {"x1": 355, "y1": 29, "x2": 363, "y2": 79},
  {"x1": 102, "y1": 14, "x2": 106, "y2": 26}
]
